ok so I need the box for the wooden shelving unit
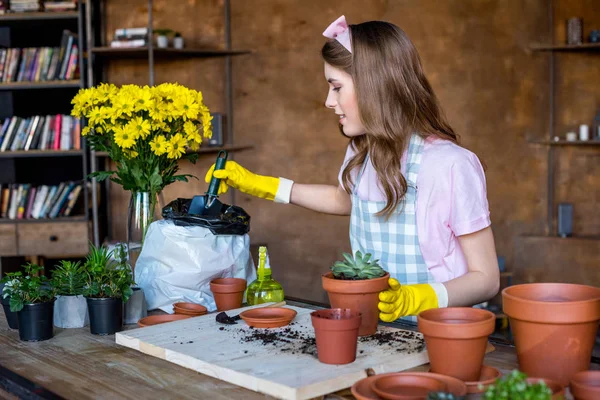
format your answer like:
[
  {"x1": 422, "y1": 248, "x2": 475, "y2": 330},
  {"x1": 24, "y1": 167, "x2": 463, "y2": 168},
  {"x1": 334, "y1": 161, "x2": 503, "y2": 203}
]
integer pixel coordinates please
[
  {"x1": 0, "y1": 216, "x2": 86, "y2": 224},
  {"x1": 91, "y1": 47, "x2": 251, "y2": 59},
  {"x1": 0, "y1": 150, "x2": 84, "y2": 158},
  {"x1": 0, "y1": 80, "x2": 81, "y2": 90},
  {"x1": 0, "y1": 11, "x2": 79, "y2": 22},
  {"x1": 529, "y1": 140, "x2": 600, "y2": 146},
  {"x1": 94, "y1": 144, "x2": 253, "y2": 158},
  {"x1": 521, "y1": 234, "x2": 600, "y2": 241},
  {"x1": 530, "y1": 42, "x2": 600, "y2": 52}
]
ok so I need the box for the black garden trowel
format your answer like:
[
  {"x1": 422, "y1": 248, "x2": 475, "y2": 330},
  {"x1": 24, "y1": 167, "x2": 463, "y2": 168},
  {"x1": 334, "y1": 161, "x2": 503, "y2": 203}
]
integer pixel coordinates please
[{"x1": 188, "y1": 150, "x2": 228, "y2": 216}]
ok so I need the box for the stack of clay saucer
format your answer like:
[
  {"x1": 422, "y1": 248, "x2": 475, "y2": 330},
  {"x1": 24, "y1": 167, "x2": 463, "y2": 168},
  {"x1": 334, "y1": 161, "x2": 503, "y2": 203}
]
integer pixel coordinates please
[
  {"x1": 351, "y1": 372, "x2": 467, "y2": 400},
  {"x1": 173, "y1": 302, "x2": 208, "y2": 317}
]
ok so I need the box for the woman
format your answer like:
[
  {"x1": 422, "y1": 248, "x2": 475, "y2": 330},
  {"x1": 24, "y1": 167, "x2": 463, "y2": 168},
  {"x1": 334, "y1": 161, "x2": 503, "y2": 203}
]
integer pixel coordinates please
[{"x1": 205, "y1": 16, "x2": 499, "y2": 322}]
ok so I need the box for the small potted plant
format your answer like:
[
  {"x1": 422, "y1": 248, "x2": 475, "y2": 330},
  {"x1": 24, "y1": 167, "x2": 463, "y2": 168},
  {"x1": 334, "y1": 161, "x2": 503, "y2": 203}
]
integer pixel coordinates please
[
  {"x1": 153, "y1": 28, "x2": 173, "y2": 48},
  {"x1": 1, "y1": 263, "x2": 55, "y2": 341},
  {"x1": 114, "y1": 243, "x2": 147, "y2": 325},
  {"x1": 83, "y1": 244, "x2": 134, "y2": 335},
  {"x1": 484, "y1": 370, "x2": 562, "y2": 400},
  {"x1": 51, "y1": 260, "x2": 89, "y2": 328},
  {"x1": 0, "y1": 281, "x2": 18, "y2": 329},
  {"x1": 321, "y1": 251, "x2": 389, "y2": 336},
  {"x1": 173, "y1": 32, "x2": 184, "y2": 49}
]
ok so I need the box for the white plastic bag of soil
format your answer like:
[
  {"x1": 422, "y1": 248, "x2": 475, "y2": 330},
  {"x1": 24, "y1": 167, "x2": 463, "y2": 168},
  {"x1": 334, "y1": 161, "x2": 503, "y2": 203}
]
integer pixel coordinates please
[{"x1": 135, "y1": 219, "x2": 256, "y2": 313}]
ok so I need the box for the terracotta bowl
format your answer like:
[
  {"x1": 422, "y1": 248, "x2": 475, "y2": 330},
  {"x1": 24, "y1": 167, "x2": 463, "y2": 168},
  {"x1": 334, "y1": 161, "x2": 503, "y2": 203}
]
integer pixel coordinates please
[
  {"x1": 526, "y1": 378, "x2": 565, "y2": 400},
  {"x1": 464, "y1": 365, "x2": 502, "y2": 394},
  {"x1": 569, "y1": 370, "x2": 600, "y2": 400},
  {"x1": 371, "y1": 374, "x2": 446, "y2": 400},
  {"x1": 173, "y1": 302, "x2": 208, "y2": 315},
  {"x1": 351, "y1": 372, "x2": 467, "y2": 400},
  {"x1": 502, "y1": 283, "x2": 600, "y2": 386},
  {"x1": 239, "y1": 307, "x2": 297, "y2": 328},
  {"x1": 137, "y1": 314, "x2": 191, "y2": 328}
]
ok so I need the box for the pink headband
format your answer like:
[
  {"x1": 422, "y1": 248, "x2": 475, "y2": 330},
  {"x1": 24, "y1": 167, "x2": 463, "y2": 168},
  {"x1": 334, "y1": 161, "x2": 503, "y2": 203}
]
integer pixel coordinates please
[{"x1": 323, "y1": 15, "x2": 352, "y2": 53}]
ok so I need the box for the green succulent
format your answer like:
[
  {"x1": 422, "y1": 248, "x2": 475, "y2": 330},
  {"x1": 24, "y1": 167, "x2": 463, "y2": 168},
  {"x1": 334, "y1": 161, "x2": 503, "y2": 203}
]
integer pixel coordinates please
[
  {"x1": 82, "y1": 243, "x2": 134, "y2": 302},
  {"x1": 330, "y1": 250, "x2": 386, "y2": 280},
  {"x1": 51, "y1": 260, "x2": 86, "y2": 296},
  {"x1": 427, "y1": 392, "x2": 465, "y2": 400},
  {"x1": 484, "y1": 370, "x2": 552, "y2": 400}
]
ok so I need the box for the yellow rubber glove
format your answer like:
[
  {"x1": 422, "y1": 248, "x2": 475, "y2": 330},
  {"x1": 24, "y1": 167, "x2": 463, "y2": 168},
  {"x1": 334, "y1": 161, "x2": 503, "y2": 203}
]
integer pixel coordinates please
[
  {"x1": 378, "y1": 278, "x2": 439, "y2": 321},
  {"x1": 204, "y1": 161, "x2": 280, "y2": 201}
]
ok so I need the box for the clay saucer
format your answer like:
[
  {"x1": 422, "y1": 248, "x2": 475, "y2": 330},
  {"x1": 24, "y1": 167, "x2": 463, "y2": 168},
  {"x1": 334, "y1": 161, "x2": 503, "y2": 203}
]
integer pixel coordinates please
[
  {"x1": 239, "y1": 307, "x2": 297, "y2": 328},
  {"x1": 173, "y1": 302, "x2": 207, "y2": 314},
  {"x1": 464, "y1": 365, "x2": 502, "y2": 394},
  {"x1": 570, "y1": 371, "x2": 600, "y2": 400},
  {"x1": 137, "y1": 314, "x2": 191, "y2": 328},
  {"x1": 351, "y1": 372, "x2": 467, "y2": 400},
  {"x1": 371, "y1": 374, "x2": 446, "y2": 400}
]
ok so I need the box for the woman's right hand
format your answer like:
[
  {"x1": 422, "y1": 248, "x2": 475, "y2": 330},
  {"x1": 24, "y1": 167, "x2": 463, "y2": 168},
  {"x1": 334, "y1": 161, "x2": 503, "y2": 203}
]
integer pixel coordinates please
[{"x1": 204, "y1": 161, "x2": 281, "y2": 201}]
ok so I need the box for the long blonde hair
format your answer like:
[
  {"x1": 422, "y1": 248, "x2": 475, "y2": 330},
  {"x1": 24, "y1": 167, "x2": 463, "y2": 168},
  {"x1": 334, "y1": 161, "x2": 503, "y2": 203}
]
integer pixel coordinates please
[{"x1": 322, "y1": 21, "x2": 458, "y2": 218}]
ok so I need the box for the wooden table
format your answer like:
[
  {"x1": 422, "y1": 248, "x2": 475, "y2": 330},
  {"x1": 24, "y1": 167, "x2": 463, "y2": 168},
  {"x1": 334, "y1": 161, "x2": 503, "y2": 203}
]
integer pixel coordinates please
[{"x1": 0, "y1": 302, "x2": 595, "y2": 400}]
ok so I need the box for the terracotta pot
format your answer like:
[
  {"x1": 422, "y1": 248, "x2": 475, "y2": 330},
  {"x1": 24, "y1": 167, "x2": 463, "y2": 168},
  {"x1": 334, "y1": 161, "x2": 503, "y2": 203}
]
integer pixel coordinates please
[
  {"x1": 569, "y1": 370, "x2": 600, "y2": 400},
  {"x1": 526, "y1": 378, "x2": 565, "y2": 400},
  {"x1": 310, "y1": 308, "x2": 361, "y2": 365},
  {"x1": 417, "y1": 307, "x2": 495, "y2": 382},
  {"x1": 210, "y1": 278, "x2": 247, "y2": 311},
  {"x1": 464, "y1": 365, "x2": 502, "y2": 394},
  {"x1": 322, "y1": 272, "x2": 389, "y2": 336},
  {"x1": 502, "y1": 283, "x2": 600, "y2": 386}
]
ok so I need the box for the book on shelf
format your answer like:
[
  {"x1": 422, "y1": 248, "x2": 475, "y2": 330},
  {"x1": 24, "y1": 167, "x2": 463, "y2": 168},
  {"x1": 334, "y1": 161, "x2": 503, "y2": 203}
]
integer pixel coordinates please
[
  {"x1": 0, "y1": 181, "x2": 83, "y2": 220},
  {"x1": 42, "y1": 0, "x2": 77, "y2": 12},
  {"x1": 111, "y1": 26, "x2": 148, "y2": 48},
  {"x1": 0, "y1": 114, "x2": 81, "y2": 152},
  {"x1": 0, "y1": 30, "x2": 78, "y2": 83},
  {"x1": 8, "y1": 0, "x2": 41, "y2": 13}
]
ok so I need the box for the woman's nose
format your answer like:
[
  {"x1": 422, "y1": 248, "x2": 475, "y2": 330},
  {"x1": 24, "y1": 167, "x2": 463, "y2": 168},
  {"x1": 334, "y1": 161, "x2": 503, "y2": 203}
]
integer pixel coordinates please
[{"x1": 325, "y1": 93, "x2": 336, "y2": 109}]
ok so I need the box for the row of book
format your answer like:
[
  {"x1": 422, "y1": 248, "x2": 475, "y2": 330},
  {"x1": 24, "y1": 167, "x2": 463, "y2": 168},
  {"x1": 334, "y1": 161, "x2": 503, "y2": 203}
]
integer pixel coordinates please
[
  {"x1": 110, "y1": 27, "x2": 148, "y2": 48},
  {"x1": 0, "y1": 30, "x2": 79, "y2": 83},
  {"x1": 0, "y1": 1, "x2": 77, "y2": 13},
  {"x1": 0, "y1": 114, "x2": 81, "y2": 152},
  {"x1": 0, "y1": 181, "x2": 83, "y2": 220}
]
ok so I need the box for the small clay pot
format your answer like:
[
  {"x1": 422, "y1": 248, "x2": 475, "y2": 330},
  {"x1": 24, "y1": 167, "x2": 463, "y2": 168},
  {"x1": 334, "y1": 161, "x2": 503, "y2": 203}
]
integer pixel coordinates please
[
  {"x1": 322, "y1": 272, "x2": 389, "y2": 336},
  {"x1": 502, "y1": 283, "x2": 600, "y2": 386},
  {"x1": 526, "y1": 378, "x2": 565, "y2": 400},
  {"x1": 569, "y1": 370, "x2": 600, "y2": 400},
  {"x1": 210, "y1": 278, "x2": 247, "y2": 311},
  {"x1": 173, "y1": 302, "x2": 207, "y2": 315},
  {"x1": 311, "y1": 308, "x2": 361, "y2": 365},
  {"x1": 417, "y1": 307, "x2": 495, "y2": 382}
]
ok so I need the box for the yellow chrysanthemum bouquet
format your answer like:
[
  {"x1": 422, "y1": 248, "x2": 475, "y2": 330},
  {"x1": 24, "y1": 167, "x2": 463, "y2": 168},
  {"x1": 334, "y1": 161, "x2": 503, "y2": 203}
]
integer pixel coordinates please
[{"x1": 71, "y1": 82, "x2": 212, "y2": 196}]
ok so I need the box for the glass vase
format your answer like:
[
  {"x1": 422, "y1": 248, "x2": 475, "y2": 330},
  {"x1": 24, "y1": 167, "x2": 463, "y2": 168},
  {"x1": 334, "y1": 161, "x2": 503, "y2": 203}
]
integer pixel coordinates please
[{"x1": 127, "y1": 191, "x2": 158, "y2": 275}]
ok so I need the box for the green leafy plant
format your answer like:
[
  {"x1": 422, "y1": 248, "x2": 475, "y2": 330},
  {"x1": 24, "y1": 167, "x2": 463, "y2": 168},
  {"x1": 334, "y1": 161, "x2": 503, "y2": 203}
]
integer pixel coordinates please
[
  {"x1": 153, "y1": 28, "x2": 174, "y2": 36},
  {"x1": 427, "y1": 392, "x2": 465, "y2": 400},
  {"x1": 330, "y1": 250, "x2": 386, "y2": 280},
  {"x1": 51, "y1": 260, "x2": 86, "y2": 296},
  {"x1": 1, "y1": 263, "x2": 55, "y2": 312},
  {"x1": 484, "y1": 370, "x2": 553, "y2": 400},
  {"x1": 82, "y1": 243, "x2": 134, "y2": 302}
]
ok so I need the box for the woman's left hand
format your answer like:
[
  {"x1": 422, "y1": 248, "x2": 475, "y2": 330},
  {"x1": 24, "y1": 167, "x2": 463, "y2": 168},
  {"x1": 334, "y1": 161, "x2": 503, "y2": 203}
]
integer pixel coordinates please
[{"x1": 378, "y1": 278, "x2": 439, "y2": 321}]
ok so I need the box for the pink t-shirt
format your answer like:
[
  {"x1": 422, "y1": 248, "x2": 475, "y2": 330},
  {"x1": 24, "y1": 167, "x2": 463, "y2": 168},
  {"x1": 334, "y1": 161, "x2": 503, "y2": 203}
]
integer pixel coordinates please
[{"x1": 338, "y1": 136, "x2": 491, "y2": 283}]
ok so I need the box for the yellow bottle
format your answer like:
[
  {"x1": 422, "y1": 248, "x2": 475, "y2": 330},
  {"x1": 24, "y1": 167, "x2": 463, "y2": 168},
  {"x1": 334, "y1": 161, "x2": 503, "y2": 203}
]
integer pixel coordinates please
[{"x1": 246, "y1": 246, "x2": 284, "y2": 305}]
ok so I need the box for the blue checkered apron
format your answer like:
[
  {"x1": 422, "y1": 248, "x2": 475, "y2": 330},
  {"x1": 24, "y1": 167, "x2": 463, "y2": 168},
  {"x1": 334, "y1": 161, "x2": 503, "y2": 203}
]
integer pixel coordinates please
[{"x1": 349, "y1": 134, "x2": 436, "y2": 323}]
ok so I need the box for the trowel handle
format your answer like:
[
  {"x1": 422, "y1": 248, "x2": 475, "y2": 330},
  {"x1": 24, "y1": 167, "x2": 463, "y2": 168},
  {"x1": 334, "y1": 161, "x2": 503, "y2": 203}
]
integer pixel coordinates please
[{"x1": 207, "y1": 150, "x2": 228, "y2": 197}]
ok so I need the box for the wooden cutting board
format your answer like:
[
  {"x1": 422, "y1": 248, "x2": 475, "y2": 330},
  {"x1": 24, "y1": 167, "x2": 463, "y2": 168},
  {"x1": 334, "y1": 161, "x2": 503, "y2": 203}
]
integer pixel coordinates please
[{"x1": 115, "y1": 304, "x2": 429, "y2": 400}]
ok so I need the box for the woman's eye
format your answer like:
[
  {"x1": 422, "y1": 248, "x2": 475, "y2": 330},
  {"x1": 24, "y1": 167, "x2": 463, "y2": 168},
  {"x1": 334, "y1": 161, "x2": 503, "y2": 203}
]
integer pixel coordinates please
[{"x1": 333, "y1": 87, "x2": 341, "y2": 92}]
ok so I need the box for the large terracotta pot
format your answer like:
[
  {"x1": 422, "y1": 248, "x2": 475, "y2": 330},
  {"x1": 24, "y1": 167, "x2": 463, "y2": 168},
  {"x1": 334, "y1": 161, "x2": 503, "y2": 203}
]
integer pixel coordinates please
[
  {"x1": 417, "y1": 307, "x2": 495, "y2": 382},
  {"x1": 210, "y1": 278, "x2": 247, "y2": 311},
  {"x1": 502, "y1": 283, "x2": 600, "y2": 387},
  {"x1": 311, "y1": 308, "x2": 361, "y2": 365},
  {"x1": 322, "y1": 272, "x2": 389, "y2": 336},
  {"x1": 569, "y1": 370, "x2": 600, "y2": 400}
]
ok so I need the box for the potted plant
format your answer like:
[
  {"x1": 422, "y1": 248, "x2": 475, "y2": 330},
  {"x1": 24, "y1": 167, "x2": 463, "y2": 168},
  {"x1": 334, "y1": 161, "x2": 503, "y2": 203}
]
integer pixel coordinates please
[
  {"x1": 1, "y1": 263, "x2": 55, "y2": 341},
  {"x1": 484, "y1": 370, "x2": 563, "y2": 400},
  {"x1": 153, "y1": 28, "x2": 173, "y2": 48},
  {"x1": 311, "y1": 308, "x2": 361, "y2": 365},
  {"x1": 83, "y1": 244, "x2": 134, "y2": 335},
  {"x1": 51, "y1": 260, "x2": 89, "y2": 328},
  {"x1": 173, "y1": 32, "x2": 184, "y2": 49},
  {"x1": 0, "y1": 281, "x2": 18, "y2": 329},
  {"x1": 114, "y1": 243, "x2": 147, "y2": 324},
  {"x1": 321, "y1": 250, "x2": 389, "y2": 336}
]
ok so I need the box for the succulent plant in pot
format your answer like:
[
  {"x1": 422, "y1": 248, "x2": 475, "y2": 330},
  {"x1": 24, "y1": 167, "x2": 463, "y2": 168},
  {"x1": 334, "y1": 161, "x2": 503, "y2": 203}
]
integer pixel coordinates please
[
  {"x1": 321, "y1": 250, "x2": 389, "y2": 336},
  {"x1": 51, "y1": 260, "x2": 89, "y2": 329},
  {"x1": 1, "y1": 263, "x2": 56, "y2": 342},
  {"x1": 83, "y1": 244, "x2": 134, "y2": 335}
]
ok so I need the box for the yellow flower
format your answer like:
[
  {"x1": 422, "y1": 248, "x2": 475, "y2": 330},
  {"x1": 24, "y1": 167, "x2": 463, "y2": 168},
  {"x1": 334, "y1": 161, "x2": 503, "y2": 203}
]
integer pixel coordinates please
[
  {"x1": 123, "y1": 149, "x2": 139, "y2": 159},
  {"x1": 88, "y1": 107, "x2": 103, "y2": 127},
  {"x1": 201, "y1": 107, "x2": 213, "y2": 139},
  {"x1": 127, "y1": 116, "x2": 151, "y2": 139},
  {"x1": 188, "y1": 141, "x2": 200, "y2": 151},
  {"x1": 93, "y1": 82, "x2": 118, "y2": 104},
  {"x1": 149, "y1": 102, "x2": 166, "y2": 122},
  {"x1": 184, "y1": 121, "x2": 201, "y2": 143},
  {"x1": 173, "y1": 91, "x2": 199, "y2": 120},
  {"x1": 133, "y1": 86, "x2": 154, "y2": 112},
  {"x1": 150, "y1": 135, "x2": 168, "y2": 156},
  {"x1": 81, "y1": 126, "x2": 91, "y2": 136},
  {"x1": 71, "y1": 88, "x2": 93, "y2": 117},
  {"x1": 165, "y1": 133, "x2": 187, "y2": 159},
  {"x1": 113, "y1": 126, "x2": 136, "y2": 149},
  {"x1": 112, "y1": 94, "x2": 134, "y2": 120}
]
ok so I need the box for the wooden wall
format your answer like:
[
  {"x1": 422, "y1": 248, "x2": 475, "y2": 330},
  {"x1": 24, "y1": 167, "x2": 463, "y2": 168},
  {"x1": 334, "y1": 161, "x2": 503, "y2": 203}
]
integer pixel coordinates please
[{"x1": 103, "y1": 0, "x2": 599, "y2": 304}]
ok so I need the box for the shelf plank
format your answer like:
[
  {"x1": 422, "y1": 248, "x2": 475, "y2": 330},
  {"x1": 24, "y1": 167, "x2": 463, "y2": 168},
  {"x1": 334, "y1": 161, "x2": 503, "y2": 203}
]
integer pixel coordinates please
[
  {"x1": 529, "y1": 140, "x2": 600, "y2": 146},
  {"x1": 95, "y1": 144, "x2": 253, "y2": 158},
  {"x1": 0, "y1": 150, "x2": 84, "y2": 158},
  {"x1": 520, "y1": 234, "x2": 600, "y2": 241},
  {"x1": 530, "y1": 42, "x2": 600, "y2": 52},
  {"x1": 0, "y1": 217, "x2": 86, "y2": 224},
  {"x1": 0, "y1": 11, "x2": 79, "y2": 22},
  {"x1": 91, "y1": 47, "x2": 251, "y2": 59},
  {"x1": 0, "y1": 80, "x2": 82, "y2": 90}
]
